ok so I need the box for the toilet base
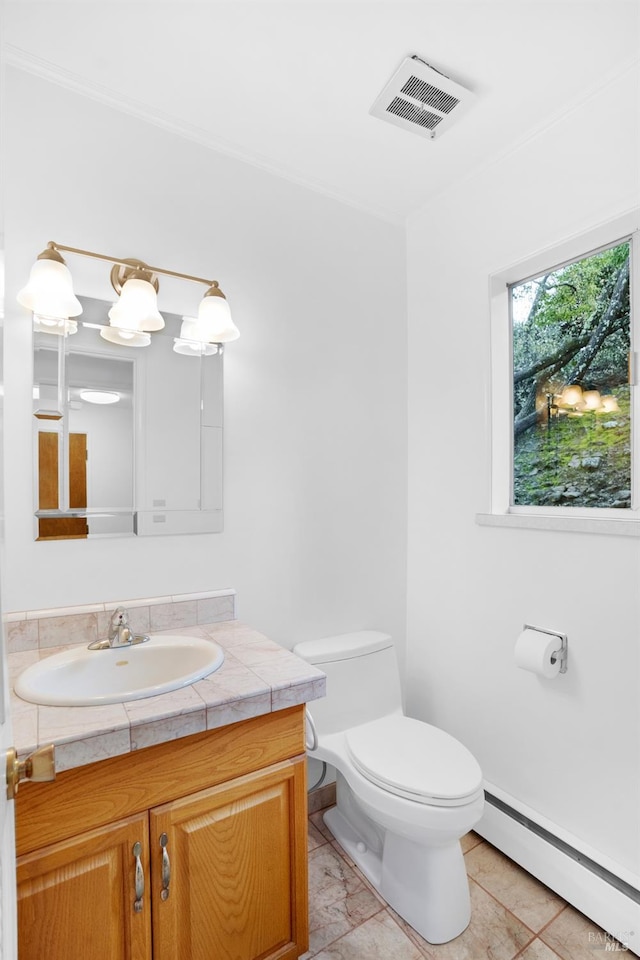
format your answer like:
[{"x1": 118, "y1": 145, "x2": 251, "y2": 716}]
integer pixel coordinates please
[{"x1": 323, "y1": 805, "x2": 471, "y2": 944}]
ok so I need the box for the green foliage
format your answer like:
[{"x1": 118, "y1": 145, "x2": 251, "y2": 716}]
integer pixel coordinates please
[
  {"x1": 512, "y1": 241, "x2": 630, "y2": 418},
  {"x1": 514, "y1": 387, "x2": 631, "y2": 508}
]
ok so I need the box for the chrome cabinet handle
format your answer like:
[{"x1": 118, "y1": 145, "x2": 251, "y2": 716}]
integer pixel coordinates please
[
  {"x1": 160, "y1": 833, "x2": 171, "y2": 901},
  {"x1": 132, "y1": 842, "x2": 144, "y2": 913}
]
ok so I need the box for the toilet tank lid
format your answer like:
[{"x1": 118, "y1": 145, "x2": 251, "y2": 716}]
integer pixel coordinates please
[{"x1": 293, "y1": 631, "x2": 393, "y2": 664}]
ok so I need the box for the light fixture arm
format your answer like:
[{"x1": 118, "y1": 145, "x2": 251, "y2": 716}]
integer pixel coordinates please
[{"x1": 40, "y1": 241, "x2": 223, "y2": 291}]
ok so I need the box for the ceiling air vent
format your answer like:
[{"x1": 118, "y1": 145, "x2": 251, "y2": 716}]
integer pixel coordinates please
[{"x1": 370, "y1": 56, "x2": 475, "y2": 140}]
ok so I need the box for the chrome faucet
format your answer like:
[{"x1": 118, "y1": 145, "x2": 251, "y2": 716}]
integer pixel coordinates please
[
  {"x1": 88, "y1": 606, "x2": 150, "y2": 650},
  {"x1": 109, "y1": 607, "x2": 133, "y2": 647}
]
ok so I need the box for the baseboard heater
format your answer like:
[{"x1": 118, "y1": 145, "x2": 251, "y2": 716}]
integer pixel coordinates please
[
  {"x1": 477, "y1": 786, "x2": 640, "y2": 954},
  {"x1": 484, "y1": 792, "x2": 640, "y2": 903}
]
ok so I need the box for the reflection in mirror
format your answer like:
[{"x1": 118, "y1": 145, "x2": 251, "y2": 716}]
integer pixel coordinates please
[
  {"x1": 33, "y1": 296, "x2": 223, "y2": 540},
  {"x1": 34, "y1": 339, "x2": 134, "y2": 538}
]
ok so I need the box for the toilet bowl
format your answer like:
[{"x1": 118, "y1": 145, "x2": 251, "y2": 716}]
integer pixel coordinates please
[{"x1": 293, "y1": 631, "x2": 484, "y2": 944}]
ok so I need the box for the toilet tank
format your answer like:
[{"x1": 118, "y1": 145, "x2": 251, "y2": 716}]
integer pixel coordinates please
[{"x1": 293, "y1": 631, "x2": 403, "y2": 736}]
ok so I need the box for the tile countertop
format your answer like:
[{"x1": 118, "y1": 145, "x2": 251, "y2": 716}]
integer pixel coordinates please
[{"x1": 8, "y1": 620, "x2": 326, "y2": 774}]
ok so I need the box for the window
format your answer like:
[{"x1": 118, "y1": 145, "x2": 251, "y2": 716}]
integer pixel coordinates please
[
  {"x1": 482, "y1": 212, "x2": 640, "y2": 534},
  {"x1": 511, "y1": 239, "x2": 631, "y2": 510}
]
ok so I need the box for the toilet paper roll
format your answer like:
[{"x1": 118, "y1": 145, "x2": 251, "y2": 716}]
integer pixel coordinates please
[{"x1": 514, "y1": 628, "x2": 561, "y2": 679}]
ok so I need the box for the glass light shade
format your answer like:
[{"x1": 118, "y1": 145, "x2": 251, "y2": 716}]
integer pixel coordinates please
[
  {"x1": 197, "y1": 294, "x2": 240, "y2": 342},
  {"x1": 561, "y1": 384, "x2": 583, "y2": 407},
  {"x1": 79, "y1": 390, "x2": 120, "y2": 405},
  {"x1": 100, "y1": 326, "x2": 151, "y2": 348},
  {"x1": 582, "y1": 390, "x2": 602, "y2": 410},
  {"x1": 108, "y1": 278, "x2": 165, "y2": 332},
  {"x1": 33, "y1": 315, "x2": 78, "y2": 336},
  {"x1": 173, "y1": 339, "x2": 219, "y2": 357},
  {"x1": 599, "y1": 395, "x2": 620, "y2": 413},
  {"x1": 18, "y1": 259, "x2": 83, "y2": 318},
  {"x1": 173, "y1": 317, "x2": 219, "y2": 356}
]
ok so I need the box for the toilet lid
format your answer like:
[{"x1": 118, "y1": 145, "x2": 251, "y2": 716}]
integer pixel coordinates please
[{"x1": 345, "y1": 715, "x2": 483, "y2": 807}]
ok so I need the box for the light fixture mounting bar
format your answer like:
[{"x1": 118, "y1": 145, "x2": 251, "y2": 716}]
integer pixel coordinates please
[{"x1": 44, "y1": 242, "x2": 220, "y2": 289}]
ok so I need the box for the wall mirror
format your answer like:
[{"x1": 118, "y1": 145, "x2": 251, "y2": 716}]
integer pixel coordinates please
[{"x1": 33, "y1": 296, "x2": 223, "y2": 540}]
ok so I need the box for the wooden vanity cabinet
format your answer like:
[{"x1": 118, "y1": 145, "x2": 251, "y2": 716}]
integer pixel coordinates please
[{"x1": 16, "y1": 706, "x2": 309, "y2": 960}]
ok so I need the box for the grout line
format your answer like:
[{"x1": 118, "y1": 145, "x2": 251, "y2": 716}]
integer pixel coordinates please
[
  {"x1": 305, "y1": 815, "x2": 388, "y2": 959},
  {"x1": 380, "y1": 906, "x2": 432, "y2": 960},
  {"x1": 465, "y1": 875, "x2": 538, "y2": 937},
  {"x1": 535, "y1": 903, "x2": 570, "y2": 938},
  {"x1": 463, "y1": 839, "x2": 570, "y2": 935},
  {"x1": 462, "y1": 831, "x2": 485, "y2": 854},
  {"x1": 511, "y1": 933, "x2": 541, "y2": 960},
  {"x1": 512, "y1": 934, "x2": 566, "y2": 960}
]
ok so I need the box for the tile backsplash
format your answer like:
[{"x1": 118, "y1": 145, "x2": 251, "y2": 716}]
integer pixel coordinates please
[{"x1": 5, "y1": 590, "x2": 236, "y2": 654}]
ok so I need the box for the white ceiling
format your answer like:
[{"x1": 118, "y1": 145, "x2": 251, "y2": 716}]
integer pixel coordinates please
[{"x1": 4, "y1": 1, "x2": 639, "y2": 222}]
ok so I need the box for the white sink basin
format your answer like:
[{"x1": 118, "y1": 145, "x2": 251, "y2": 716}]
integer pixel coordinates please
[{"x1": 14, "y1": 635, "x2": 225, "y2": 706}]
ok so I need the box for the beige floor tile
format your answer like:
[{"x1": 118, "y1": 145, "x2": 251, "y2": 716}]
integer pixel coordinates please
[
  {"x1": 348, "y1": 860, "x2": 387, "y2": 908},
  {"x1": 307, "y1": 843, "x2": 384, "y2": 955},
  {"x1": 540, "y1": 905, "x2": 637, "y2": 960},
  {"x1": 519, "y1": 939, "x2": 565, "y2": 960},
  {"x1": 461, "y1": 831, "x2": 484, "y2": 854},
  {"x1": 395, "y1": 879, "x2": 533, "y2": 960},
  {"x1": 465, "y1": 841, "x2": 566, "y2": 931},
  {"x1": 310, "y1": 808, "x2": 336, "y2": 842},
  {"x1": 329, "y1": 838, "x2": 356, "y2": 869},
  {"x1": 308, "y1": 819, "x2": 328, "y2": 852},
  {"x1": 312, "y1": 911, "x2": 423, "y2": 960}
]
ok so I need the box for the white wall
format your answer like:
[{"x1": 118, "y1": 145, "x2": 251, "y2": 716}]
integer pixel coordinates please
[
  {"x1": 406, "y1": 65, "x2": 640, "y2": 877},
  {"x1": 3, "y1": 68, "x2": 408, "y2": 653},
  {"x1": 68, "y1": 404, "x2": 133, "y2": 509}
]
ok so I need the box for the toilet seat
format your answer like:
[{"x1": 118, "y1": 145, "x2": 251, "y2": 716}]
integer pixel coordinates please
[{"x1": 345, "y1": 715, "x2": 483, "y2": 807}]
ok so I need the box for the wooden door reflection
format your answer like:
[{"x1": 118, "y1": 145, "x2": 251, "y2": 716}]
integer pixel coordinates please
[{"x1": 37, "y1": 432, "x2": 89, "y2": 540}]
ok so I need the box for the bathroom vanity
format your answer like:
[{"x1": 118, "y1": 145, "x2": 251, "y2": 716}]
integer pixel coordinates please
[{"x1": 9, "y1": 616, "x2": 325, "y2": 960}]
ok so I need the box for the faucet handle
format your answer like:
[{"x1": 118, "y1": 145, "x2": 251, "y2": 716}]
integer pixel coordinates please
[{"x1": 111, "y1": 606, "x2": 130, "y2": 626}]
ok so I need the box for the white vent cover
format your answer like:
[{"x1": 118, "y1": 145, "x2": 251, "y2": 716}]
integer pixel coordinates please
[{"x1": 370, "y1": 56, "x2": 475, "y2": 140}]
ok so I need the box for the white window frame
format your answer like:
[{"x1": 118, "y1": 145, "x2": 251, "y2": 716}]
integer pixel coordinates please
[{"x1": 478, "y1": 210, "x2": 640, "y2": 537}]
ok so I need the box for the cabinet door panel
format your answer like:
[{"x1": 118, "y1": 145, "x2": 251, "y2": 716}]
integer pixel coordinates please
[
  {"x1": 17, "y1": 812, "x2": 152, "y2": 960},
  {"x1": 151, "y1": 757, "x2": 308, "y2": 960}
]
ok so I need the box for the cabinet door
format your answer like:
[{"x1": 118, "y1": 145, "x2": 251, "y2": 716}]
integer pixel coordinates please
[
  {"x1": 150, "y1": 757, "x2": 308, "y2": 960},
  {"x1": 17, "y1": 812, "x2": 152, "y2": 960}
]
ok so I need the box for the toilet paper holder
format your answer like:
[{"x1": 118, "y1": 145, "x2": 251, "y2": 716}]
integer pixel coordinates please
[{"x1": 523, "y1": 624, "x2": 568, "y2": 674}]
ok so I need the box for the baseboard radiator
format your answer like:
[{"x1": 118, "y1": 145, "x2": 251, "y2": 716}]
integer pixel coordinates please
[{"x1": 477, "y1": 785, "x2": 640, "y2": 955}]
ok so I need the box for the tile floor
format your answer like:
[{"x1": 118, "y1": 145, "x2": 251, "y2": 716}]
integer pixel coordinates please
[{"x1": 303, "y1": 806, "x2": 636, "y2": 960}]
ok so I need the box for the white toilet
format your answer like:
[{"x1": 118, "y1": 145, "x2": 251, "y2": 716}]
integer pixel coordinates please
[{"x1": 293, "y1": 630, "x2": 484, "y2": 945}]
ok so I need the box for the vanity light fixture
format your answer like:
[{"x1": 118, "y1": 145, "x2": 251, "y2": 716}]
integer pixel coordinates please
[{"x1": 18, "y1": 242, "x2": 239, "y2": 348}]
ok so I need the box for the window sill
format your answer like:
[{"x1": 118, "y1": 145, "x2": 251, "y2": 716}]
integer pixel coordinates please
[{"x1": 475, "y1": 512, "x2": 640, "y2": 537}]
